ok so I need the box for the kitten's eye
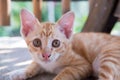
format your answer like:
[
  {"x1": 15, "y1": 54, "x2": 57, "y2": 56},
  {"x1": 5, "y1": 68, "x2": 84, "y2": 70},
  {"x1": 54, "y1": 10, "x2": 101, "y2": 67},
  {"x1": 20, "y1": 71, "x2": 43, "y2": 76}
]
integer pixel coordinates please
[
  {"x1": 33, "y1": 38, "x2": 41, "y2": 47},
  {"x1": 52, "y1": 39, "x2": 60, "y2": 48}
]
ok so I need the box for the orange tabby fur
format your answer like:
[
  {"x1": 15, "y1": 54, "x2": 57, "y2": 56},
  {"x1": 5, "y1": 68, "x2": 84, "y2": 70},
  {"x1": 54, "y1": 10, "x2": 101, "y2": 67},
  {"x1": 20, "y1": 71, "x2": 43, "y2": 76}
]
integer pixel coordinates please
[
  {"x1": 72, "y1": 33, "x2": 120, "y2": 80},
  {"x1": 24, "y1": 22, "x2": 91, "y2": 80},
  {"x1": 9, "y1": 9, "x2": 120, "y2": 80}
]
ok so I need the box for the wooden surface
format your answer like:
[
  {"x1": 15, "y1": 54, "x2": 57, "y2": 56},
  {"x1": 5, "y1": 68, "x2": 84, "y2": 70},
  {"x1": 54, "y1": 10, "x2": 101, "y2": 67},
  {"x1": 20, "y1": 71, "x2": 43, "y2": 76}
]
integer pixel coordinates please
[
  {"x1": 89, "y1": 0, "x2": 97, "y2": 12},
  {"x1": 12, "y1": 0, "x2": 88, "y2": 2},
  {"x1": 103, "y1": 0, "x2": 118, "y2": 33},
  {"x1": 62, "y1": 0, "x2": 70, "y2": 14},
  {"x1": 82, "y1": 0, "x2": 117, "y2": 33},
  {"x1": 0, "y1": 0, "x2": 10, "y2": 26},
  {"x1": 114, "y1": 0, "x2": 120, "y2": 21},
  {"x1": 32, "y1": 0, "x2": 42, "y2": 22}
]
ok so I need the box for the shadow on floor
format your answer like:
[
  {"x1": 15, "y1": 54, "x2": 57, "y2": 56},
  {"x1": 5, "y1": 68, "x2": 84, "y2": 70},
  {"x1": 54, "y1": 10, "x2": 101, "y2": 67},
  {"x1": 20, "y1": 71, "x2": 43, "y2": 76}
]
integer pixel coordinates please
[{"x1": 0, "y1": 48, "x2": 31, "y2": 80}]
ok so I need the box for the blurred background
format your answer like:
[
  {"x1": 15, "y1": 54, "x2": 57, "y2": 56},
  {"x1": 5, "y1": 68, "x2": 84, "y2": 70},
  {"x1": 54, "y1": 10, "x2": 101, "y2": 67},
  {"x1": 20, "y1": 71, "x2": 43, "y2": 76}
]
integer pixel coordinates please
[
  {"x1": 0, "y1": 0, "x2": 119, "y2": 37},
  {"x1": 0, "y1": 0, "x2": 120, "y2": 80}
]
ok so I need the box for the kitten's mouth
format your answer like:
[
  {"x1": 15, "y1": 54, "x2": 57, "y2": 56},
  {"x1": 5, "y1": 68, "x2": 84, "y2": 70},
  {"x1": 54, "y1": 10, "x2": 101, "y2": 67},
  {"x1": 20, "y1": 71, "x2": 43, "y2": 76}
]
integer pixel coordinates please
[{"x1": 42, "y1": 59, "x2": 51, "y2": 63}]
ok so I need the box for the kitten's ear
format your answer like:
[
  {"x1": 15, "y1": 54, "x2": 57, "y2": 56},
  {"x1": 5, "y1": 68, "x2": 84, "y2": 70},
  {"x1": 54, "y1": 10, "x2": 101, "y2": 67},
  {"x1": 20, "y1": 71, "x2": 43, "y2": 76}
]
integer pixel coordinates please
[
  {"x1": 20, "y1": 9, "x2": 38, "y2": 37},
  {"x1": 57, "y1": 11, "x2": 74, "y2": 39}
]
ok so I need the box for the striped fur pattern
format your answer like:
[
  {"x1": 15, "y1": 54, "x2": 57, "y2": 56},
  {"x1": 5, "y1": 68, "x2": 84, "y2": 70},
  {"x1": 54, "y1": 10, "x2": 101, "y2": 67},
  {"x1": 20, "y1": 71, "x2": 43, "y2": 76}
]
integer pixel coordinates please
[
  {"x1": 10, "y1": 9, "x2": 120, "y2": 80},
  {"x1": 72, "y1": 33, "x2": 120, "y2": 80}
]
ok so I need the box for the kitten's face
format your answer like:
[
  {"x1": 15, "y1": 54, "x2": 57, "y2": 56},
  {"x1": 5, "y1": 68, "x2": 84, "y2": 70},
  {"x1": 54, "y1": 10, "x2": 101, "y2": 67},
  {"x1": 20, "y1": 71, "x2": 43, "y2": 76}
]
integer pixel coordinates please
[
  {"x1": 20, "y1": 9, "x2": 74, "y2": 62},
  {"x1": 26, "y1": 22, "x2": 68, "y2": 62}
]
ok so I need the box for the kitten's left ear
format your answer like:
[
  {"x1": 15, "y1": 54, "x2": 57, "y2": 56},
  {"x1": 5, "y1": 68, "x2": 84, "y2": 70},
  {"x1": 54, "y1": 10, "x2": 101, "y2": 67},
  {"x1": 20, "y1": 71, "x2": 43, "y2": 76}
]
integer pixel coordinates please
[{"x1": 57, "y1": 11, "x2": 75, "y2": 39}]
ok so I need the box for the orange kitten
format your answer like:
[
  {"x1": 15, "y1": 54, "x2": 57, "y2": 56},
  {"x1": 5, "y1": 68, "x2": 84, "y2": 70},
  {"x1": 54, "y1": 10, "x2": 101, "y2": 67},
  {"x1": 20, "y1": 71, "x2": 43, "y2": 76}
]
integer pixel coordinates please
[{"x1": 9, "y1": 9, "x2": 120, "y2": 80}]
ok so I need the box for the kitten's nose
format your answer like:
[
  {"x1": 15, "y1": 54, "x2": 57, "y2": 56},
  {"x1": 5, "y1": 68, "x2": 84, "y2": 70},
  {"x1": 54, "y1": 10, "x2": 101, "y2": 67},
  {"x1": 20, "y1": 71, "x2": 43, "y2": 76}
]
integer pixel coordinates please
[{"x1": 42, "y1": 53, "x2": 51, "y2": 60}]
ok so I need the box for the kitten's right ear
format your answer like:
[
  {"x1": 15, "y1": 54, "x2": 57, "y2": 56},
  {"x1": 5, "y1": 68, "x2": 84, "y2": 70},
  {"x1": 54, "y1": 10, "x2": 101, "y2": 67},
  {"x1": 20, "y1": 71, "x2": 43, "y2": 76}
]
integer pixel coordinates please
[{"x1": 20, "y1": 9, "x2": 37, "y2": 37}]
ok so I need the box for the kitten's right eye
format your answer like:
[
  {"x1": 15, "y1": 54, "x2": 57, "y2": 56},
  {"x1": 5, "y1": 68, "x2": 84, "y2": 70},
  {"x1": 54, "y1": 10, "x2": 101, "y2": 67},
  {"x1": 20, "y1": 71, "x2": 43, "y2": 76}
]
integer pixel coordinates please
[{"x1": 33, "y1": 38, "x2": 41, "y2": 47}]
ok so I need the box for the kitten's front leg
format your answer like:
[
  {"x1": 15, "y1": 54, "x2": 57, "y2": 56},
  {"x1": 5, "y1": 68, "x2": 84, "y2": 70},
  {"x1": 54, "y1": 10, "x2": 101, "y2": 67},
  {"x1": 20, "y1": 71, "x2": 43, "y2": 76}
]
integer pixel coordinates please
[
  {"x1": 9, "y1": 61, "x2": 43, "y2": 80},
  {"x1": 54, "y1": 60, "x2": 91, "y2": 80}
]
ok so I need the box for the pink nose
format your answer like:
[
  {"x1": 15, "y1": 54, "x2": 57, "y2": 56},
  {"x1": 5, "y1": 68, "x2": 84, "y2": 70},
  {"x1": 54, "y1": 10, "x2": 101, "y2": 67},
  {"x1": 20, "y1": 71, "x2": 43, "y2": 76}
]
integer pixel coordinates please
[{"x1": 42, "y1": 53, "x2": 51, "y2": 60}]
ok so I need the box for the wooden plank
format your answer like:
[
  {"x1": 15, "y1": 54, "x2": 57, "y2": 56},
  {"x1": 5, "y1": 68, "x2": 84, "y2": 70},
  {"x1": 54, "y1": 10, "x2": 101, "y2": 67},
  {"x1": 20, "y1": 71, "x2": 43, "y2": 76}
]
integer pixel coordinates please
[
  {"x1": 32, "y1": 0, "x2": 42, "y2": 21},
  {"x1": 62, "y1": 0, "x2": 70, "y2": 14},
  {"x1": 89, "y1": 0, "x2": 97, "y2": 12},
  {"x1": 114, "y1": 0, "x2": 120, "y2": 21},
  {"x1": 82, "y1": 0, "x2": 117, "y2": 33},
  {"x1": 12, "y1": 0, "x2": 88, "y2": 1},
  {"x1": 0, "y1": 0, "x2": 11, "y2": 26},
  {"x1": 103, "y1": 0, "x2": 118, "y2": 32}
]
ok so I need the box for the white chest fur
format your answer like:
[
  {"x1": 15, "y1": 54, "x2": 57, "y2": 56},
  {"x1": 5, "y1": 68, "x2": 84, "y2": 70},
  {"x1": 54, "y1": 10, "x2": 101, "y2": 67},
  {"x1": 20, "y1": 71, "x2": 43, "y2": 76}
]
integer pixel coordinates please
[{"x1": 39, "y1": 61, "x2": 60, "y2": 73}]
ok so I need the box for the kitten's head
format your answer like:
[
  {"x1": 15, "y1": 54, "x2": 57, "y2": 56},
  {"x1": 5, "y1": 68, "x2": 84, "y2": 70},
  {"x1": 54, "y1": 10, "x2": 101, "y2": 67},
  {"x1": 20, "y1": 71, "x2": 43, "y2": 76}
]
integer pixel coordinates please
[{"x1": 20, "y1": 9, "x2": 74, "y2": 63}]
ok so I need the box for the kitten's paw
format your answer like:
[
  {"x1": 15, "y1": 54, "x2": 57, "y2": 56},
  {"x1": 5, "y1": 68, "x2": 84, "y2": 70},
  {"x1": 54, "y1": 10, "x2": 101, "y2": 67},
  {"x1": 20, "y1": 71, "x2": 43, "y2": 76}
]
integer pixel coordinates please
[{"x1": 9, "y1": 69, "x2": 27, "y2": 80}]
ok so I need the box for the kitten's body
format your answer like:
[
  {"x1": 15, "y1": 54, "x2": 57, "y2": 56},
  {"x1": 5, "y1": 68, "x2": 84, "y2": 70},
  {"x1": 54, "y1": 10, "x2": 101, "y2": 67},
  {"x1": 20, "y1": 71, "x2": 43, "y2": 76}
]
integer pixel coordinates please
[
  {"x1": 73, "y1": 33, "x2": 120, "y2": 79},
  {"x1": 73, "y1": 32, "x2": 120, "y2": 63},
  {"x1": 10, "y1": 9, "x2": 120, "y2": 80}
]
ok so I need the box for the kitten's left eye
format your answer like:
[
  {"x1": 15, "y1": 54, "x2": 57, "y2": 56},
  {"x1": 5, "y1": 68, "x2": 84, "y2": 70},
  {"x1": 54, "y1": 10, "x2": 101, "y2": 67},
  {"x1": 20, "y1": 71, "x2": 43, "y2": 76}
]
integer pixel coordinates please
[
  {"x1": 33, "y1": 38, "x2": 41, "y2": 47},
  {"x1": 52, "y1": 39, "x2": 60, "y2": 48}
]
